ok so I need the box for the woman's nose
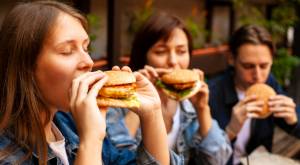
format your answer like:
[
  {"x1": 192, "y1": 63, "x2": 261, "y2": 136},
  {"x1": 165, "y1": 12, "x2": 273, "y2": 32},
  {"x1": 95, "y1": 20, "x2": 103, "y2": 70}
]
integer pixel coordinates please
[
  {"x1": 78, "y1": 52, "x2": 94, "y2": 71},
  {"x1": 167, "y1": 52, "x2": 178, "y2": 68}
]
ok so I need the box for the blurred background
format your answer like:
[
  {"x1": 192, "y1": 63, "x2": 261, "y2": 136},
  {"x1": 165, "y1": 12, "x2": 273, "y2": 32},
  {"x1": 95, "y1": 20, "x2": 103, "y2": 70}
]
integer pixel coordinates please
[{"x1": 1, "y1": 0, "x2": 300, "y2": 163}]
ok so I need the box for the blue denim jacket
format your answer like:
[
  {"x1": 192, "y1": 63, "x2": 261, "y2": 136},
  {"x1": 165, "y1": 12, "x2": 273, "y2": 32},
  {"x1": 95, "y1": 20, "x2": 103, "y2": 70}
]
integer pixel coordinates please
[
  {"x1": 106, "y1": 100, "x2": 232, "y2": 165},
  {"x1": 0, "y1": 111, "x2": 179, "y2": 165}
]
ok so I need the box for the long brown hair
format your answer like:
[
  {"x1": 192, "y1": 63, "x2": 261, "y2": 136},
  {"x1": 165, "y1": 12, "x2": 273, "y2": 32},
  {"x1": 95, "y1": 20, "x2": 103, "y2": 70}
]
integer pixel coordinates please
[{"x1": 0, "y1": 1, "x2": 87, "y2": 164}]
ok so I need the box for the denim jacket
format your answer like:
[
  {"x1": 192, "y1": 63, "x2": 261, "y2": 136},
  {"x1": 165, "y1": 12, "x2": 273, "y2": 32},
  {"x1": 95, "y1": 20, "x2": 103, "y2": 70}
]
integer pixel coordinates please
[
  {"x1": 0, "y1": 111, "x2": 179, "y2": 165},
  {"x1": 106, "y1": 100, "x2": 232, "y2": 165}
]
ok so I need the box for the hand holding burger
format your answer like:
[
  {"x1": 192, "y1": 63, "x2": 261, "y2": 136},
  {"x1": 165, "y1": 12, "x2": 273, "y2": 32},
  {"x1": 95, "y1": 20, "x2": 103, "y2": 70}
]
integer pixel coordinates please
[
  {"x1": 245, "y1": 83, "x2": 276, "y2": 119},
  {"x1": 99, "y1": 66, "x2": 162, "y2": 116}
]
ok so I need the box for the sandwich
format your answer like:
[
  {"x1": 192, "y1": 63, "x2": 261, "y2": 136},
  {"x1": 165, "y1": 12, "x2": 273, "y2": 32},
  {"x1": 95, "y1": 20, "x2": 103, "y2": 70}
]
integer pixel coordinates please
[
  {"x1": 97, "y1": 70, "x2": 140, "y2": 109},
  {"x1": 245, "y1": 83, "x2": 276, "y2": 118},
  {"x1": 155, "y1": 69, "x2": 202, "y2": 101}
]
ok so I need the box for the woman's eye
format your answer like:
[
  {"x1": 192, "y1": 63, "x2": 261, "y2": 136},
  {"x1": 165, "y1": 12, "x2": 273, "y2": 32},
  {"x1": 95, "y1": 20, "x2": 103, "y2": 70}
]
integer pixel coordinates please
[
  {"x1": 60, "y1": 50, "x2": 72, "y2": 55},
  {"x1": 154, "y1": 50, "x2": 167, "y2": 55},
  {"x1": 177, "y1": 49, "x2": 187, "y2": 55}
]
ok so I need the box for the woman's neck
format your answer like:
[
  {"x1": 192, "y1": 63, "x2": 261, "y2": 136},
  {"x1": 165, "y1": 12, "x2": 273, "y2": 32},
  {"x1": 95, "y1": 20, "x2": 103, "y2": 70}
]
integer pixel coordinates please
[
  {"x1": 41, "y1": 108, "x2": 57, "y2": 143},
  {"x1": 160, "y1": 97, "x2": 178, "y2": 133}
]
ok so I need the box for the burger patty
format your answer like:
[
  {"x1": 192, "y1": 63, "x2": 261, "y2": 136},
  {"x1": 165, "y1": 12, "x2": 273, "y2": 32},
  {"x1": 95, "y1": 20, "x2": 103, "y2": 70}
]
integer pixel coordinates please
[
  {"x1": 98, "y1": 83, "x2": 136, "y2": 99},
  {"x1": 171, "y1": 81, "x2": 196, "y2": 90}
]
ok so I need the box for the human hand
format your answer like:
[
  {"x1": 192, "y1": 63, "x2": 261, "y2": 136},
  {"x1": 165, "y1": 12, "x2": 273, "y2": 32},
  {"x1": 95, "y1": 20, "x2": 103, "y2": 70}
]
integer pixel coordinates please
[
  {"x1": 189, "y1": 69, "x2": 208, "y2": 111},
  {"x1": 69, "y1": 71, "x2": 108, "y2": 142},
  {"x1": 226, "y1": 95, "x2": 264, "y2": 138},
  {"x1": 269, "y1": 95, "x2": 297, "y2": 125},
  {"x1": 138, "y1": 65, "x2": 171, "y2": 84}
]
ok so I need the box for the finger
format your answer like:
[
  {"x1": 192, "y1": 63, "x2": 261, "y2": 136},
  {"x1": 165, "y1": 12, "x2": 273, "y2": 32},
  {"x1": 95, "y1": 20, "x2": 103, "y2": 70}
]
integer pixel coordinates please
[
  {"x1": 246, "y1": 106, "x2": 263, "y2": 113},
  {"x1": 70, "y1": 72, "x2": 99, "y2": 107},
  {"x1": 112, "y1": 66, "x2": 121, "y2": 71},
  {"x1": 269, "y1": 106, "x2": 294, "y2": 113},
  {"x1": 247, "y1": 112, "x2": 261, "y2": 118},
  {"x1": 134, "y1": 71, "x2": 149, "y2": 88},
  {"x1": 241, "y1": 95, "x2": 259, "y2": 105},
  {"x1": 192, "y1": 68, "x2": 204, "y2": 81},
  {"x1": 121, "y1": 66, "x2": 132, "y2": 72},
  {"x1": 155, "y1": 68, "x2": 172, "y2": 76},
  {"x1": 269, "y1": 99, "x2": 295, "y2": 109},
  {"x1": 145, "y1": 65, "x2": 158, "y2": 78},
  {"x1": 273, "y1": 112, "x2": 293, "y2": 118},
  {"x1": 77, "y1": 72, "x2": 106, "y2": 101},
  {"x1": 247, "y1": 100, "x2": 264, "y2": 107},
  {"x1": 138, "y1": 69, "x2": 151, "y2": 79},
  {"x1": 88, "y1": 75, "x2": 108, "y2": 98}
]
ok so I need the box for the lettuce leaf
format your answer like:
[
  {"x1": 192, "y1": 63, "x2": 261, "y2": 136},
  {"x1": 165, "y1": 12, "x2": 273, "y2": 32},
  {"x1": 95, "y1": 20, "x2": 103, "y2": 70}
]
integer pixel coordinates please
[{"x1": 156, "y1": 80, "x2": 193, "y2": 97}]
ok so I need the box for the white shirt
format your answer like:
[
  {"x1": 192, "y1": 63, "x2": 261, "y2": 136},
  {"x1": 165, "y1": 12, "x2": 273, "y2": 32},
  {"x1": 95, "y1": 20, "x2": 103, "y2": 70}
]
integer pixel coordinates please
[
  {"x1": 233, "y1": 88, "x2": 252, "y2": 165},
  {"x1": 49, "y1": 123, "x2": 69, "y2": 165},
  {"x1": 167, "y1": 105, "x2": 181, "y2": 149}
]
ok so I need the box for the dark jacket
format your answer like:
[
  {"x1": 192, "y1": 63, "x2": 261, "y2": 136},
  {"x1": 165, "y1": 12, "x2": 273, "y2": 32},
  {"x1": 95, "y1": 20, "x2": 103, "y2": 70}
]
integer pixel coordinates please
[{"x1": 208, "y1": 67, "x2": 300, "y2": 164}]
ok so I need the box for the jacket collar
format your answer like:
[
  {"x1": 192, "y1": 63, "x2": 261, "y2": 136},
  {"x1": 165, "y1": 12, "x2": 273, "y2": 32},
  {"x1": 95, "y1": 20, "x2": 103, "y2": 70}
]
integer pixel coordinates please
[{"x1": 223, "y1": 67, "x2": 239, "y2": 106}]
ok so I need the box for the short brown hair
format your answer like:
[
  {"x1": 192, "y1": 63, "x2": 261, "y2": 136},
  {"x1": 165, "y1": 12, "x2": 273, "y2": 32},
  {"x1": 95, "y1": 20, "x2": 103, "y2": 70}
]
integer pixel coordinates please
[{"x1": 229, "y1": 25, "x2": 275, "y2": 59}]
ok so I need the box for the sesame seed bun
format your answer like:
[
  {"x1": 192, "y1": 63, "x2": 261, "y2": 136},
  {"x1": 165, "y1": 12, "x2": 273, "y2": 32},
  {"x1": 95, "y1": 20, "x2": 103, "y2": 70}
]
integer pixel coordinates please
[{"x1": 245, "y1": 83, "x2": 276, "y2": 118}]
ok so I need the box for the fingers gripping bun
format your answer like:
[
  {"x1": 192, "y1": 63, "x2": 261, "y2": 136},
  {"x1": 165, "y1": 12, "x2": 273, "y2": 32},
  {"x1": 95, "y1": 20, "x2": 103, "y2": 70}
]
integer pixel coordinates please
[{"x1": 245, "y1": 83, "x2": 276, "y2": 118}]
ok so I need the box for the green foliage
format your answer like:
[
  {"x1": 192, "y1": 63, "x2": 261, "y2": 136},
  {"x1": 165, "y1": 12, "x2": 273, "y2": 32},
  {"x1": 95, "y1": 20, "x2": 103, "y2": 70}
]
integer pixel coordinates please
[
  {"x1": 185, "y1": 14, "x2": 209, "y2": 49},
  {"x1": 127, "y1": 0, "x2": 153, "y2": 36},
  {"x1": 272, "y1": 48, "x2": 300, "y2": 86},
  {"x1": 233, "y1": 0, "x2": 298, "y2": 45},
  {"x1": 86, "y1": 13, "x2": 101, "y2": 52},
  {"x1": 233, "y1": 0, "x2": 267, "y2": 27}
]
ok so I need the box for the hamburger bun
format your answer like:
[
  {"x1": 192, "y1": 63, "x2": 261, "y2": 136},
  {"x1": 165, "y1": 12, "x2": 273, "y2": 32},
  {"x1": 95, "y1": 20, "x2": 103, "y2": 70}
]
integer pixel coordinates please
[
  {"x1": 245, "y1": 83, "x2": 276, "y2": 118},
  {"x1": 97, "y1": 71, "x2": 140, "y2": 109},
  {"x1": 156, "y1": 69, "x2": 202, "y2": 101}
]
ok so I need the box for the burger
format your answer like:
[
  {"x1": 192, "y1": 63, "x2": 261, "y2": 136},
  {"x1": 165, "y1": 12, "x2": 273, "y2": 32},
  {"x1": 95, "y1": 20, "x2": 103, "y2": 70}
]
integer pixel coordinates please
[
  {"x1": 97, "y1": 70, "x2": 140, "y2": 109},
  {"x1": 155, "y1": 69, "x2": 202, "y2": 101},
  {"x1": 245, "y1": 83, "x2": 276, "y2": 118}
]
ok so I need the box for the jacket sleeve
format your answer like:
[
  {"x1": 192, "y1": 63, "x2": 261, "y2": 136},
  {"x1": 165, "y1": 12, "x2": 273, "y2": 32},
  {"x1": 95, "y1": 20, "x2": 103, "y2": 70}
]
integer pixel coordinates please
[
  {"x1": 267, "y1": 74, "x2": 300, "y2": 138},
  {"x1": 191, "y1": 120, "x2": 232, "y2": 165},
  {"x1": 106, "y1": 107, "x2": 139, "y2": 150},
  {"x1": 136, "y1": 144, "x2": 184, "y2": 165}
]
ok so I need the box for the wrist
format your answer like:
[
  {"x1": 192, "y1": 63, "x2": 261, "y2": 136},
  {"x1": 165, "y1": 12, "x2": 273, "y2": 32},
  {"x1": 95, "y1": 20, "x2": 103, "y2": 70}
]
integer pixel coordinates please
[
  {"x1": 286, "y1": 116, "x2": 298, "y2": 126},
  {"x1": 226, "y1": 125, "x2": 237, "y2": 140},
  {"x1": 79, "y1": 138, "x2": 103, "y2": 153}
]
